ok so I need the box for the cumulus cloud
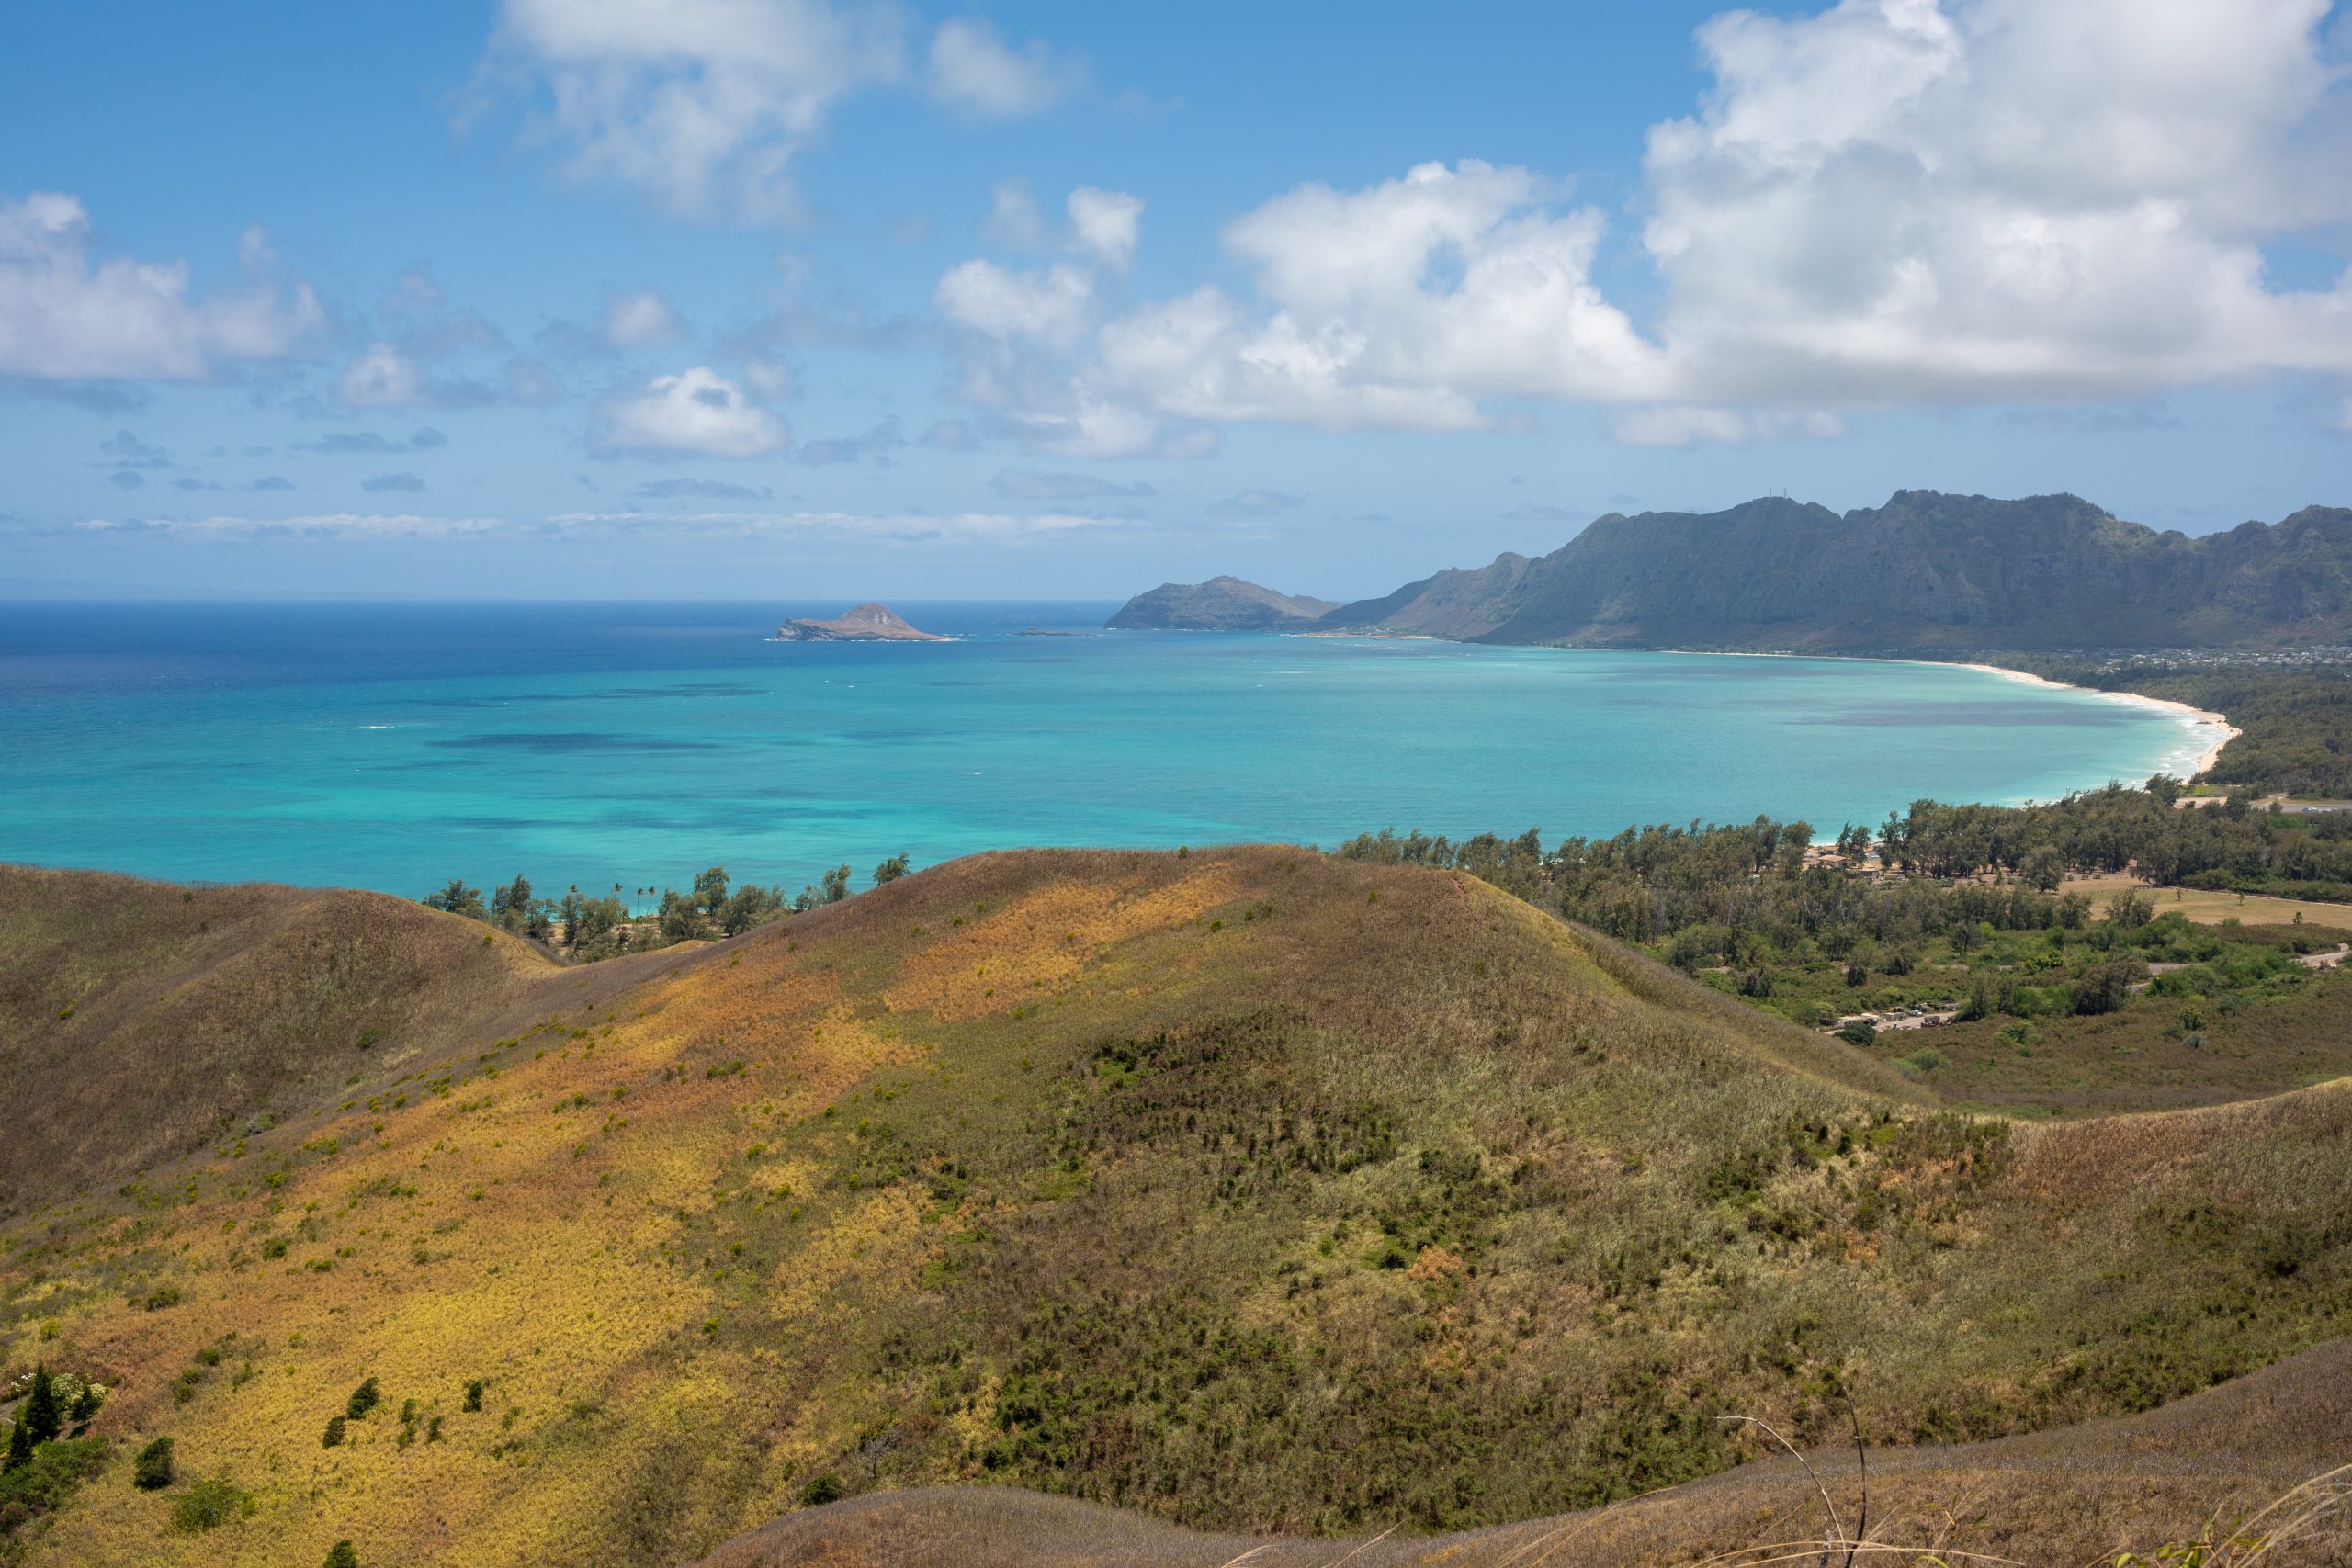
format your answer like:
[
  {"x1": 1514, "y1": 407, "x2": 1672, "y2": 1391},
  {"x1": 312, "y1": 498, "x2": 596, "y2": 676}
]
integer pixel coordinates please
[
  {"x1": 605, "y1": 288, "x2": 684, "y2": 348},
  {"x1": 933, "y1": 1, "x2": 2352, "y2": 448},
  {"x1": 926, "y1": 17, "x2": 1079, "y2": 119},
  {"x1": 934, "y1": 259, "x2": 1093, "y2": 346},
  {"x1": 595, "y1": 366, "x2": 788, "y2": 457},
  {"x1": 0, "y1": 193, "x2": 322, "y2": 380},
  {"x1": 1611, "y1": 407, "x2": 1845, "y2": 447},
  {"x1": 1636, "y1": 0, "x2": 2352, "y2": 405},
  {"x1": 479, "y1": 0, "x2": 908, "y2": 220},
  {"x1": 1067, "y1": 187, "x2": 1142, "y2": 270},
  {"x1": 336, "y1": 342, "x2": 424, "y2": 407}
]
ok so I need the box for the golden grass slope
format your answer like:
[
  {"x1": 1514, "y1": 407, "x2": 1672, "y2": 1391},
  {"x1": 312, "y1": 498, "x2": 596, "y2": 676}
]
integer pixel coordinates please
[
  {"x1": 0, "y1": 864, "x2": 684, "y2": 1215},
  {"x1": 0, "y1": 847, "x2": 2346, "y2": 1568}
]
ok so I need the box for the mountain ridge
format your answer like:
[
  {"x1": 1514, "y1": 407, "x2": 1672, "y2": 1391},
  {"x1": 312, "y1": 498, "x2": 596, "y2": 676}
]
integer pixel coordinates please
[
  {"x1": 1295, "y1": 490, "x2": 2352, "y2": 649},
  {"x1": 1106, "y1": 576, "x2": 1342, "y2": 631}
]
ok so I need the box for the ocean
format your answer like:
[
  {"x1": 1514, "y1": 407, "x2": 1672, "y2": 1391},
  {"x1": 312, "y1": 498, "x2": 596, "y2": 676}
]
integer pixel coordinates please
[{"x1": 0, "y1": 599, "x2": 2221, "y2": 904}]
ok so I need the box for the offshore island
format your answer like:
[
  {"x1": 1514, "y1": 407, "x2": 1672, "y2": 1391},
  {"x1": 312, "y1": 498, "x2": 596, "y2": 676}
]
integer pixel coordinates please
[{"x1": 773, "y1": 603, "x2": 947, "y2": 642}]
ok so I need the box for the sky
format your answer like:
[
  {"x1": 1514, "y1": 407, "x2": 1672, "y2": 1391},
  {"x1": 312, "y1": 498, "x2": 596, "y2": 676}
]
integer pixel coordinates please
[{"x1": 3, "y1": 0, "x2": 2350, "y2": 601}]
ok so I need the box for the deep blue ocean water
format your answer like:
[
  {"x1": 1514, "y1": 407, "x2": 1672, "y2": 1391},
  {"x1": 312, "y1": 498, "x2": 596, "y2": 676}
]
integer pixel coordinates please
[{"x1": 0, "y1": 600, "x2": 2219, "y2": 902}]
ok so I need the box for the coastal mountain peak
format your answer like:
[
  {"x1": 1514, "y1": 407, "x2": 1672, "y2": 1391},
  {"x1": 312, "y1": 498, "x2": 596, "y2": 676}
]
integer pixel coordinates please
[
  {"x1": 775, "y1": 603, "x2": 948, "y2": 642},
  {"x1": 1301, "y1": 489, "x2": 2352, "y2": 650},
  {"x1": 1106, "y1": 576, "x2": 1342, "y2": 631}
]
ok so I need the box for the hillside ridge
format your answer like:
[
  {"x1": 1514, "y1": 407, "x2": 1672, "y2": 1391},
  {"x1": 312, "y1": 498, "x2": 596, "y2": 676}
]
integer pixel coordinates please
[{"x1": 1308, "y1": 490, "x2": 2352, "y2": 650}]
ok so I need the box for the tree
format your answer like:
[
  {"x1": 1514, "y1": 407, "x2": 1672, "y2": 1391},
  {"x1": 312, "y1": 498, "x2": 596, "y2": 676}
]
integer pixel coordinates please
[
  {"x1": 323, "y1": 1540, "x2": 360, "y2": 1568},
  {"x1": 2073, "y1": 955, "x2": 2146, "y2": 1016},
  {"x1": 2019, "y1": 844, "x2": 2066, "y2": 893},
  {"x1": 133, "y1": 1436, "x2": 176, "y2": 1490},
  {"x1": 345, "y1": 1377, "x2": 381, "y2": 1421},
  {"x1": 423, "y1": 880, "x2": 485, "y2": 919},
  {"x1": 873, "y1": 853, "x2": 910, "y2": 886},
  {"x1": 820, "y1": 864, "x2": 851, "y2": 903},
  {"x1": 694, "y1": 866, "x2": 730, "y2": 914},
  {"x1": 4, "y1": 1415, "x2": 29, "y2": 1473},
  {"x1": 719, "y1": 884, "x2": 781, "y2": 936},
  {"x1": 489, "y1": 874, "x2": 533, "y2": 930},
  {"x1": 1837, "y1": 1019, "x2": 1877, "y2": 1046},
  {"x1": 658, "y1": 890, "x2": 701, "y2": 942},
  {"x1": 23, "y1": 1365, "x2": 61, "y2": 1445},
  {"x1": 2106, "y1": 888, "x2": 2155, "y2": 930}
]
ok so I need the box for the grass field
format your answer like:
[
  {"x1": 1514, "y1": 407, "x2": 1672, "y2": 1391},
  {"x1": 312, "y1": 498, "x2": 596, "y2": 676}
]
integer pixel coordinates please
[
  {"x1": 2, "y1": 850, "x2": 2348, "y2": 1566},
  {"x1": 2066, "y1": 870, "x2": 2352, "y2": 930}
]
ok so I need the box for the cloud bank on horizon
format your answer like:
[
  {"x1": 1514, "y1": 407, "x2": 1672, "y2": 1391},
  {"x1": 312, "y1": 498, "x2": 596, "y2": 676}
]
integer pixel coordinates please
[{"x1": 2, "y1": 0, "x2": 2349, "y2": 592}]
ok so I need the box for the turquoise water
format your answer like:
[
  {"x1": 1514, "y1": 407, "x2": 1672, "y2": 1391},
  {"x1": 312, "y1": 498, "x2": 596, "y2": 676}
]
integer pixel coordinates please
[{"x1": 0, "y1": 600, "x2": 2215, "y2": 901}]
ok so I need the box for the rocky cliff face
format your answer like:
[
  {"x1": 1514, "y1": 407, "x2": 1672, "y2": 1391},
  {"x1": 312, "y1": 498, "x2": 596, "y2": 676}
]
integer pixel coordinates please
[
  {"x1": 1314, "y1": 491, "x2": 2352, "y2": 650},
  {"x1": 1106, "y1": 576, "x2": 1342, "y2": 631}
]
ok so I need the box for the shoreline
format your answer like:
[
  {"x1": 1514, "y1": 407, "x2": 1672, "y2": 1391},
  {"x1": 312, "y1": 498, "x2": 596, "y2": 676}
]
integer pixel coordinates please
[
  {"x1": 1287, "y1": 634, "x2": 2244, "y2": 778},
  {"x1": 1589, "y1": 644, "x2": 2241, "y2": 781},
  {"x1": 1943, "y1": 660, "x2": 2240, "y2": 777}
]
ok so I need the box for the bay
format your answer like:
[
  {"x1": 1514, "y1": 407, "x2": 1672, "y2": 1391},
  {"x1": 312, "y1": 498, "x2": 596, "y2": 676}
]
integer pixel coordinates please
[{"x1": 0, "y1": 599, "x2": 2220, "y2": 902}]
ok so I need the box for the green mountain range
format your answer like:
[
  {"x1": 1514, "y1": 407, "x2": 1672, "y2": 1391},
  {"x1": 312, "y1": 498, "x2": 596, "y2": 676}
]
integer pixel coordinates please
[{"x1": 1120, "y1": 491, "x2": 2352, "y2": 650}]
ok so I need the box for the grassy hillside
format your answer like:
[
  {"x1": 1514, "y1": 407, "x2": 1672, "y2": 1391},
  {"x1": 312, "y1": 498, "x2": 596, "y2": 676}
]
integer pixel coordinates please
[
  {"x1": 0, "y1": 865, "x2": 680, "y2": 1216},
  {"x1": 1, "y1": 850, "x2": 2347, "y2": 1566},
  {"x1": 698, "y1": 1336, "x2": 2352, "y2": 1565}
]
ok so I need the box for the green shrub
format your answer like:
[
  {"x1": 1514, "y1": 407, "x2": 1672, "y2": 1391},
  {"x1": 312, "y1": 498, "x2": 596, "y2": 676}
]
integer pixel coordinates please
[
  {"x1": 0, "y1": 1435, "x2": 108, "y2": 1522},
  {"x1": 169, "y1": 1474, "x2": 253, "y2": 1533},
  {"x1": 463, "y1": 1379, "x2": 484, "y2": 1413},
  {"x1": 797, "y1": 1472, "x2": 842, "y2": 1506},
  {"x1": 133, "y1": 1437, "x2": 175, "y2": 1490},
  {"x1": 345, "y1": 1378, "x2": 380, "y2": 1421},
  {"x1": 1894, "y1": 1047, "x2": 1951, "y2": 1077},
  {"x1": 321, "y1": 1416, "x2": 346, "y2": 1449},
  {"x1": 1836, "y1": 1018, "x2": 1877, "y2": 1046},
  {"x1": 323, "y1": 1541, "x2": 359, "y2": 1568}
]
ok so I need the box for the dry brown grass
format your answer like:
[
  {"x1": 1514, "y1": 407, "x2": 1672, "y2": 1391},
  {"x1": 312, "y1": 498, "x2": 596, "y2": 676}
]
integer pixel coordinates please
[
  {"x1": 0, "y1": 863, "x2": 686, "y2": 1215},
  {"x1": 3, "y1": 848, "x2": 2347, "y2": 1567},
  {"x1": 692, "y1": 1338, "x2": 2352, "y2": 1566}
]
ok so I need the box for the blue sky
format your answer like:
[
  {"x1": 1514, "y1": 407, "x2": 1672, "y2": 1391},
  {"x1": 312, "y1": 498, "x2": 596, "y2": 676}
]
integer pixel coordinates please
[{"x1": 4, "y1": 0, "x2": 2349, "y2": 600}]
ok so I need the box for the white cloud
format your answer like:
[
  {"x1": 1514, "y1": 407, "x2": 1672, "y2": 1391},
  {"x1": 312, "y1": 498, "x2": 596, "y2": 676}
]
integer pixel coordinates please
[
  {"x1": 1638, "y1": 0, "x2": 2352, "y2": 404},
  {"x1": 595, "y1": 365, "x2": 788, "y2": 457},
  {"x1": 926, "y1": 17, "x2": 1078, "y2": 119},
  {"x1": 934, "y1": 259, "x2": 1093, "y2": 346},
  {"x1": 0, "y1": 193, "x2": 322, "y2": 381},
  {"x1": 75, "y1": 513, "x2": 495, "y2": 537},
  {"x1": 482, "y1": 0, "x2": 910, "y2": 219},
  {"x1": 1610, "y1": 406, "x2": 1846, "y2": 447},
  {"x1": 336, "y1": 342, "x2": 424, "y2": 407},
  {"x1": 933, "y1": 1, "x2": 2352, "y2": 448},
  {"x1": 1067, "y1": 186, "x2": 1142, "y2": 270},
  {"x1": 545, "y1": 507, "x2": 1124, "y2": 540},
  {"x1": 604, "y1": 288, "x2": 684, "y2": 348}
]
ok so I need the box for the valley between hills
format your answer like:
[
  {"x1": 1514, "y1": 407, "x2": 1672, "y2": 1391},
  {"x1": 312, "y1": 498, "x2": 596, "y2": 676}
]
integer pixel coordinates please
[{"x1": 2, "y1": 846, "x2": 2347, "y2": 1565}]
